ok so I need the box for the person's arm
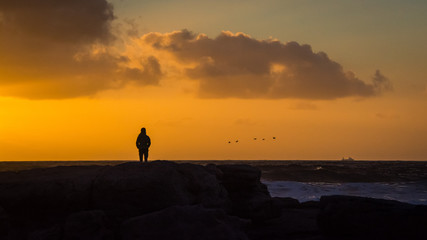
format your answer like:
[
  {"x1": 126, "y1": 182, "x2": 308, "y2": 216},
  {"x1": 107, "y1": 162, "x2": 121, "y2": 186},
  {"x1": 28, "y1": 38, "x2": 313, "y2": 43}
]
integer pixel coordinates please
[
  {"x1": 136, "y1": 135, "x2": 141, "y2": 148},
  {"x1": 147, "y1": 136, "x2": 151, "y2": 148}
]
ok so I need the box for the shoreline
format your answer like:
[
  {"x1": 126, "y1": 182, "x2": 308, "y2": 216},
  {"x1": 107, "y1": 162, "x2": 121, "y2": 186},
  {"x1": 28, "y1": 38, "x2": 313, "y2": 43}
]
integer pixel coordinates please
[{"x1": 0, "y1": 161, "x2": 426, "y2": 239}]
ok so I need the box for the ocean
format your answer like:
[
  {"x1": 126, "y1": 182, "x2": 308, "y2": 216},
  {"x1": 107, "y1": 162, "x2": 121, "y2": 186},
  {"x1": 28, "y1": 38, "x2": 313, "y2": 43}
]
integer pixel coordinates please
[{"x1": 1, "y1": 160, "x2": 426, "y2": 205}]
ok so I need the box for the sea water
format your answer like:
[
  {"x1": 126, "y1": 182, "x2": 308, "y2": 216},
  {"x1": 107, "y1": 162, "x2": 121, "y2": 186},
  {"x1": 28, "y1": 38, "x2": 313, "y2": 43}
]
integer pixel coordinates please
[{"x1": 262, "y1": 180, "x2": 427, "y2": 205}]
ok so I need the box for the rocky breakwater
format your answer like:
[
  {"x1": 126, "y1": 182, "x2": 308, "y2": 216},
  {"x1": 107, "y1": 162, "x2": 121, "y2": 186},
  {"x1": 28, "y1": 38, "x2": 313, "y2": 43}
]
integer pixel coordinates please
[
  {"x1": 0, "y1": 161, "x2": 271, "y2": 240},
  {"x1": 0, "y1": 161, "x2": 426, "y2": 240}
]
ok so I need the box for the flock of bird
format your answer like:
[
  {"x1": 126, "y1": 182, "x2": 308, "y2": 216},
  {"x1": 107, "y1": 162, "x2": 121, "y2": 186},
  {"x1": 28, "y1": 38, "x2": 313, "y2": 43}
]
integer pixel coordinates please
[{"x1": 227, "y1": 137, "x2": 276, "y2": 144}]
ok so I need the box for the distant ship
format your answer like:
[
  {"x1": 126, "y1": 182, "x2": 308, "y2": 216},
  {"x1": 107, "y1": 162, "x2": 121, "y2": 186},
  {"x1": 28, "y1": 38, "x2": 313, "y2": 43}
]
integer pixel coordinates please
[{"x1": 341, "y1": 157, "x2": 355, "y2": 161}]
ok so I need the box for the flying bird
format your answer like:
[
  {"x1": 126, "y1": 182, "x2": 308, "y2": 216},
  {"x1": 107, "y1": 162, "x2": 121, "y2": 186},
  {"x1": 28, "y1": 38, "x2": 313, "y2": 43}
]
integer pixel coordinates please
[
  {"x1": 253, "y1": 138, "x2": 257, "y2": 140},
  {"x1": 235, "y1": 140, "x2": 239, "y2": 143},
  {"x1": 273, "y1": 137, "x2": 276, "y2": 140}
]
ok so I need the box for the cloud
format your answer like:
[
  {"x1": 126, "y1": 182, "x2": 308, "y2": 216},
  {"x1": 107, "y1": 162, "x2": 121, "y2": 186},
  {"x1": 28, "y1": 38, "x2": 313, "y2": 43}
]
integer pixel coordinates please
[
  {"x1": 142, "y1": 30, "x2": 392, "y2": 100},
  {"x1": 0, "y1": 2, "x2": 391, "y2": 101},
  {"x1": 372, "y1": 70, "x2": 393, "y2": 93},
  {"x1": 0, "y1": 0, "x2": 161, "y2": 99},
  {"x1": 0, "y1": 0, "x2": 115, "y2": 44}
]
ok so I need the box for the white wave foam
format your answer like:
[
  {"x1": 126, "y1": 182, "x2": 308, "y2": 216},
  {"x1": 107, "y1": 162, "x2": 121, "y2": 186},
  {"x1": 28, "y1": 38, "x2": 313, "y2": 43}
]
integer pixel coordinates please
[{"x1": 262, "y1": 180, "x2": 427, "y2": 205}]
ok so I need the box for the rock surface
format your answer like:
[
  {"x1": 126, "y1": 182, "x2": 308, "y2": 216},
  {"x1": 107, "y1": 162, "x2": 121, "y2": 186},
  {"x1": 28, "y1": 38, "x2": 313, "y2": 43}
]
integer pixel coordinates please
[
  {"x1": 0, "y1": 165, "x2": 103, "y2": 219},
  {"x1": 318, "y1": 195, "x2": 427, "y2": 239},
  {"x1": 63, "y1": 210, "x2": 114, "y2": 240},
  {"x1": 121, "y1": 205, "x2": 248, "y2": 240},
  {"x1": 91, "y1": 161, "x2": 229, "y2": 218},
  {"x1": 216, "y1": 164, "x2": 273, "y2": 220},
  {"x1": 0, "y1": 161, "x2": 426, "y2": 240}
]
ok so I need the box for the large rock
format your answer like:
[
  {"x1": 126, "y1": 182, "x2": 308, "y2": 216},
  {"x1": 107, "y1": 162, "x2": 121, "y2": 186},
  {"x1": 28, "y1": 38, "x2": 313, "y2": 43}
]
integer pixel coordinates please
[
  {"x1": 121, "y1": 205, "x2": 249, "y2": 240},
  {"x1": 0, "y1": 161, "x2": 274, "y2": 238},
  {"x1": 0, "y1": 206, "x2": 8, "y2": 238},
  {"x1": 318, "y1": 195, "x2": 427, "y2": 239},
  {"x1": 91, "y1": 161, "x2": 228, "y2": 217},
  {"x1": 0, "y1": 165, "x2": 104, "y2": 221},
  {"x1": 170, "y1": 163, "x2": 229, "y2": 209},
  {"x1": 217, "y1": 164, "x2": 274, "y2": 221},
  {"x1": 28, "y1": 225, "x2": 62, "y2": 240},
  {"x1": 248, "y1": 208, "x2": 320, "y2": 240},
  {"x1": 63, "y1": 210, "x2": 114, "y2": 240},
  {"x1": 271, "y1": 197, "x2": 300, "y2": 210},
  {"x1": 0, "y1": 162, "x2": 229, "y2": 219}
]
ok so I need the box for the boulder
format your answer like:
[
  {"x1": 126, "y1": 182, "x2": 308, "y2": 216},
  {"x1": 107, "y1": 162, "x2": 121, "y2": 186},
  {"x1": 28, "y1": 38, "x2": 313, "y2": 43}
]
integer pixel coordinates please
[
  {"x1": 300, "y1": 200, "x2": 320, "y2": 208},
  {"x1": 28, "y1": 225, "x2": 62, "y2": 240},
  {"x1": 318, "y1": 195, "x2": 427, "y2": 239},
  {"x1": 0, "y1": 165, "x2": 104, "y2": 219},
  {"x1": 217, "y1": 164, "x2": 274, "y2": 221},
  {"x1": 0, "y1": 161, "x2": 277, "y2": 238},
  {"x1": 0, "y1": 206, "x2": 9, "y2": 238},
  {"x1": 121, "y1": 205, "x2": 249, "y2": 240},
  {"x1": 271, "y1": 197, "x2": 300, "y2": 210},
  {"x1": 63, "y1": 210, "x2": 114, "y2": 240},
  {"x1": 247, "y1": 208, "x2": 320, "y2": 240},
  {"x1": 175, "y1": 163, "x2": 229, "y2": 208},
  {"x1": 91, "y1": 161, "x2": 228, "y2": 218}
]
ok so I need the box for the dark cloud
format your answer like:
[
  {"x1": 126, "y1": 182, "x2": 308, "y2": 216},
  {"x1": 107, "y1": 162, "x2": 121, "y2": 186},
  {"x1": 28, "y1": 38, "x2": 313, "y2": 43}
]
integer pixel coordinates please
[
  {"x1": 373, "y1": 70, "x2": 393, "y2": 93},
  {"x1": 0, "y1": 0, "x2": 115, "y2": 44},
  {"x1": 0, "y1": 1, "x2": 390, "y2": 101},
  {"x1": 143, "y1": 30, "x2": 391, "y2": 100},
  {"x1": 0, "y1": 0, "x2": 161, "y2": 99}
]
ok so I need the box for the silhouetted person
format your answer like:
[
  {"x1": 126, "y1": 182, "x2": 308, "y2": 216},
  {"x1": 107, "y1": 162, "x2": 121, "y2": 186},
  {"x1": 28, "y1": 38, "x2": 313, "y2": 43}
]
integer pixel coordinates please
[{"x1": 136, "y1": 128, "x2": 151, "y2": 162}]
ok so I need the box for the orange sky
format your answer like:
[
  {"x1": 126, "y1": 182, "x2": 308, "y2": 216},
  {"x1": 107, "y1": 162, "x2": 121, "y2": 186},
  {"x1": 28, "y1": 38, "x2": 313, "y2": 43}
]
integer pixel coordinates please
[{"x1": 1, "y1": 0, "x2": 427, "y2": 161}]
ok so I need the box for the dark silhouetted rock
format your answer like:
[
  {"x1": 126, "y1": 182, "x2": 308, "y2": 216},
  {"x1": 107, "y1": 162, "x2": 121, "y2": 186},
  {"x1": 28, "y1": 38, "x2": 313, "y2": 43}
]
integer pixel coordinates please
[
  {"x1": 0, "y1": 165, "x2": 104, "y2": 220},
  {"x1": 121, "y1": 205, "x2": 249, "y2": 240},
  {"x1": 92, "y1": 161, "x2": 228, "y2": 218},
  {"x1": 63, "y1": 210, "x2": 113, "y2": 240},
  {"x1": 300, "y1": 200, "x2": 320, "y2": 208},
  {"x1": 2, "y1": 161, "x2": 427, "y2": 240},
  {"x1": 28, "y1": 225, "x2": 62, "y2": 240},
  {"x1": 318, "y1": 195, "x2": 427, "y2": 239},
  {"x1": 205, "y1": 163, "x2": 224, "y2": 179},
  {"x1": 248, "y1": 208, "x2": 320, "y2": 240},
  {"x1": 0, "y1": 206, "x2": 9, "y2": 238},
  {"x1": 217, "y1": 164, "x2": 274, "y2": 221},
  {"x1": 271, "y1": 197, "x2": 300, "y2": 210},
  {"x1": 175, "y1": 163, "x2": 229, "y2": 209}
]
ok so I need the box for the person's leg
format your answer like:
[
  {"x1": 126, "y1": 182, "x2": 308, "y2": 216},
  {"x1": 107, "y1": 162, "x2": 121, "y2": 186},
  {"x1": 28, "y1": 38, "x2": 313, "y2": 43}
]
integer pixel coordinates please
[
  {"x1": 143, "y1": 150, "x2": 148, "y2": 162},
  {"x1": 138, "y1": 150, "x2": 143, "y2": 162}
]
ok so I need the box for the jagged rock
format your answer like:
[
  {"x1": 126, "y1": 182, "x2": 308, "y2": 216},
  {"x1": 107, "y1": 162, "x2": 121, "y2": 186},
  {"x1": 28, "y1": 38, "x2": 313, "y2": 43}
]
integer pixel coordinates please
[
  {"x1": 0, "y1": 161, "x2": 282, "y2": 239},
  {"x1": 28, "y1": 225, "x2": 62, "y2": 240},
  {"x1": 63, "y1": 210, "x2": 113, "y2": 240},
  {"x1": 0, "y1": 165, "x2": 104, "y2": 219},
  {"x1": 217, "y1": 164, "x2": 274, "y2": 221},
  {"x1": 2, "y1": 161, "x2": 427, "y2": 240},
  {"x1": 205, "y1": 163, "x2": 224, "y2": 179},
  {"x1": 175, "y1": 163, "x2": 229, "y2": 208},
  {"x1": 318, "y1": 195, "x2": 427, "y2": 239},
  {"x1": 300, "y1": 200, "x2": 320, "y2": 208},
  {"x1": 0, "y1": 206, "x2": 9, "y2": 238},
  {"x1": 248, "y1": 208, "x2": 320, "y2": 240},
  {"x1": 121, "y1": 205, "x2": 249, "y2": 240},
  {"x1": 91, "y1": 161, "x2": 229, "y2": 217},
  {"x1": 271, "y1": 197, "x2": 300, "y2": 210}
]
